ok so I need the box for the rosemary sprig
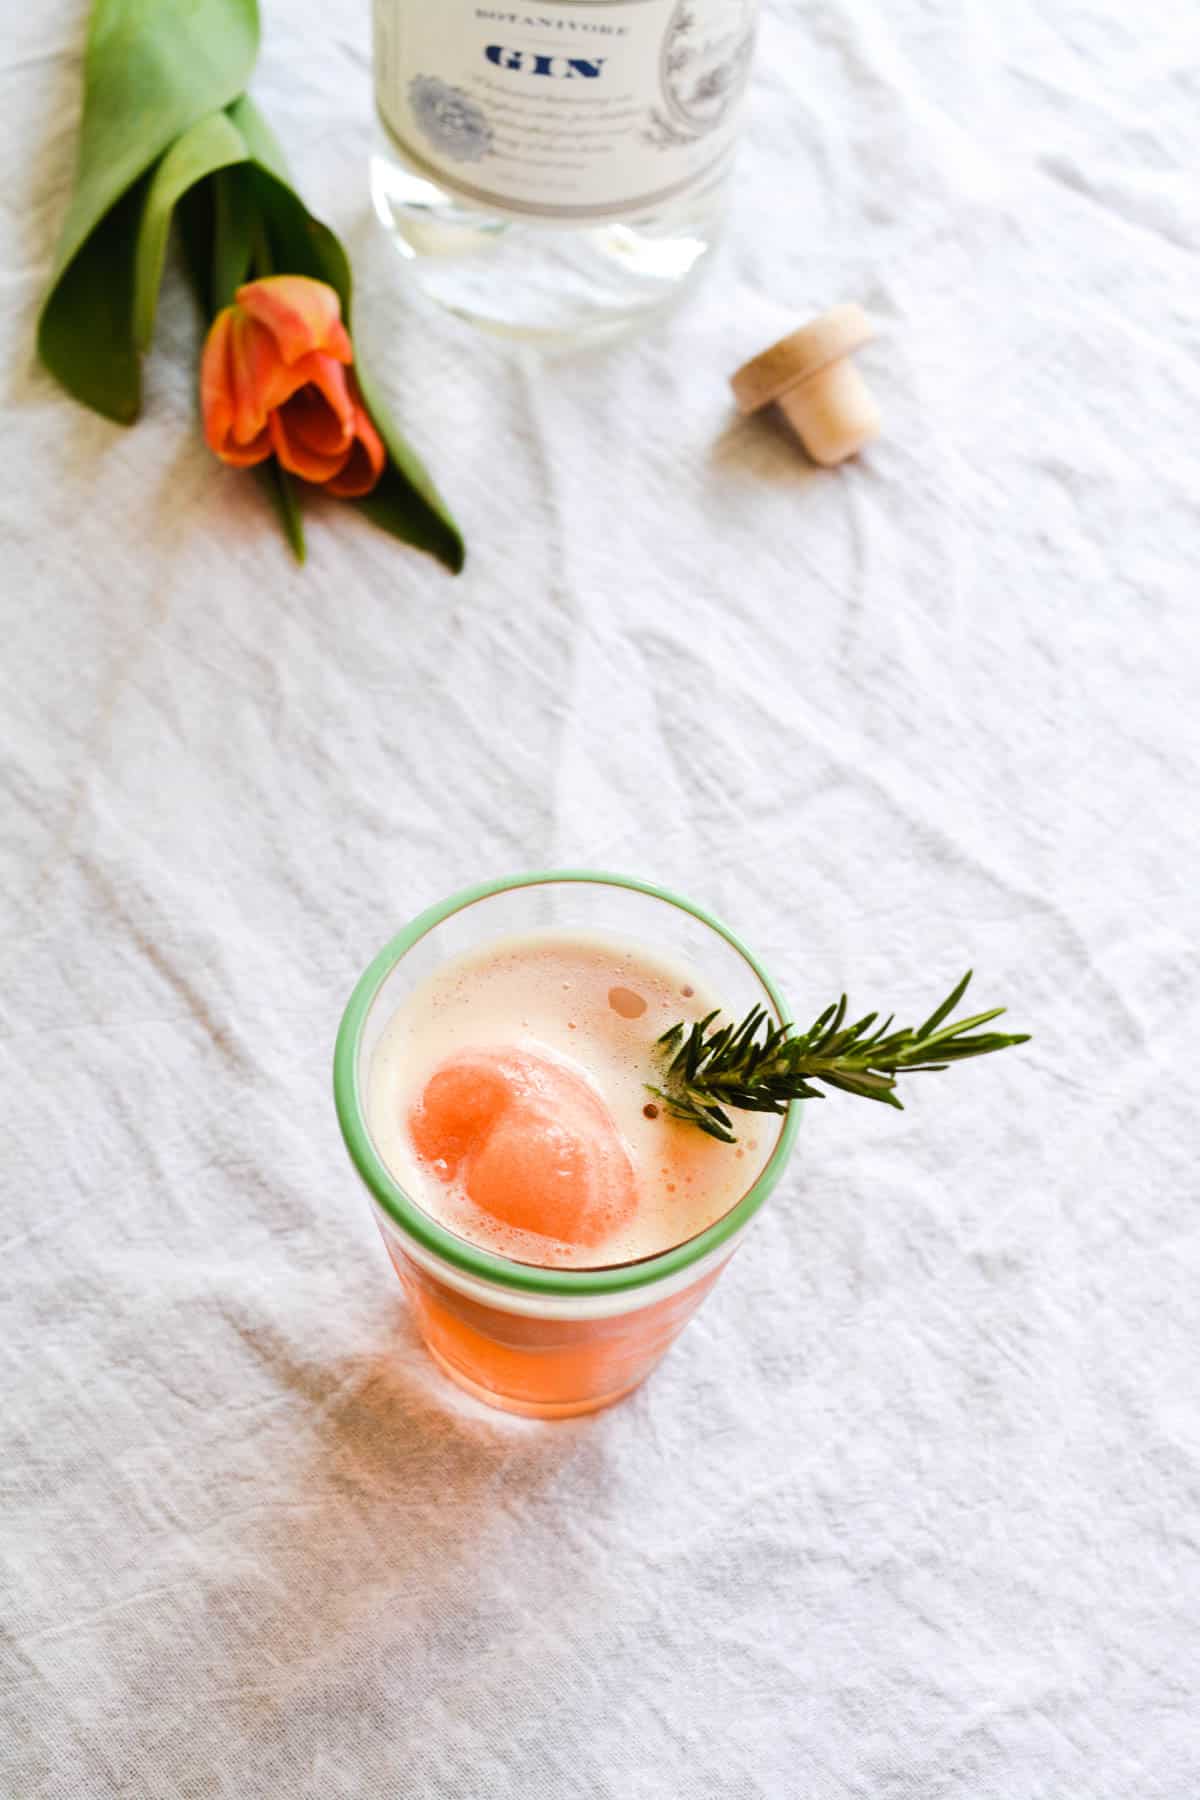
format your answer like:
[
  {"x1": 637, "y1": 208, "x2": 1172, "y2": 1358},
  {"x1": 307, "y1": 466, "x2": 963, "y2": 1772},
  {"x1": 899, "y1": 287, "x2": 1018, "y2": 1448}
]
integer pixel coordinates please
[{"x1": 648, "y1": 971, "x2": 1029, "y2": 1143}]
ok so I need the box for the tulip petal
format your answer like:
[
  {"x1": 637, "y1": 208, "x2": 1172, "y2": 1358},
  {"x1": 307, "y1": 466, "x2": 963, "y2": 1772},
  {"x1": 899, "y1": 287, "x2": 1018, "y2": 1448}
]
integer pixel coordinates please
[
  {"x1": 229, "y1": 310, "x2": 287, "y2": 446},
  {"x1": 282, "y1": 384, "x2": 354, "y2": 459},
  {"x1": 236, "y1": 275, "x2": 353, "y2": 366},
  {"x1": 326, "y1": 391, "x2": 386, "y2": 498},
  {"x1": 200, "y1": 305, "x2": 272, "y2": 468},
  {"x1": 219, "y1": 424, "x2": 274, "y2": 468},
  {"x1": 200, "y1": 307, "x2": 236, "y2": 453},
  {"x1": 269, "y1": 353, "x2": 357, "y2": 484},
  {"x1": 275, "y1": 350, "x2": 356, "y2": 431},
  {"x1": 269, "y1": 409, "x2": 349, "y2": 485}
]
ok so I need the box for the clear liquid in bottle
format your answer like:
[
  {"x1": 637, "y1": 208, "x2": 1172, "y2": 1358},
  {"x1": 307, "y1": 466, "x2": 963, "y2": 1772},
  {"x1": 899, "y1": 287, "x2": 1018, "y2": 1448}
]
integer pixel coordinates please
[{"x1": 369, "y1": 0, "x2": 760, "y2": 344}]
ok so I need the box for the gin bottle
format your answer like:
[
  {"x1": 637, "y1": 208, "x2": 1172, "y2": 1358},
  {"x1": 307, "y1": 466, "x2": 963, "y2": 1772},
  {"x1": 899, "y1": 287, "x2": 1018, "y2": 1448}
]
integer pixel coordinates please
[{"x1": 370, "y1": 1, "x2": 760, "y2": 342}]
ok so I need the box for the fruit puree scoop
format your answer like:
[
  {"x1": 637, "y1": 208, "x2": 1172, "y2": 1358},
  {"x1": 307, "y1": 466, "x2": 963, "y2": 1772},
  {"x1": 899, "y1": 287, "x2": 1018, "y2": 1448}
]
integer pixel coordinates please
[{"x1": 409, "y1": 1048, "x2": 638, "y2": 1249}]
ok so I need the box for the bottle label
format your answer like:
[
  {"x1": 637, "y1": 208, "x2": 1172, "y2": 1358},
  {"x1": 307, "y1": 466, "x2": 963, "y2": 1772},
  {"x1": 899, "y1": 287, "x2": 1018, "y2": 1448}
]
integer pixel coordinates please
[{"x1": 373, "y1": 0, "x2": 759, "y2": 221}]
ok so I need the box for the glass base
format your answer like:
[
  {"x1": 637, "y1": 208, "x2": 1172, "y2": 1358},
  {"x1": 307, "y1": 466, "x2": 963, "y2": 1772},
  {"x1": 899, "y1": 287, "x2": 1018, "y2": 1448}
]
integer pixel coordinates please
[
  {"x1": 426, "y1": 1342, "x2": 647, "y2": 1418},
  {"x1": 369, "y1": 132, "x2": 725, "y2": 345}
]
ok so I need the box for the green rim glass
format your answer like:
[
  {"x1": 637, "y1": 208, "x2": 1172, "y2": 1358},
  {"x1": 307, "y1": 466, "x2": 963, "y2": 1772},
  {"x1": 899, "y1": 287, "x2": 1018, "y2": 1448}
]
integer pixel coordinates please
[{"x1": 333, "y1": 870, "x2": 801, "y2": 1298}]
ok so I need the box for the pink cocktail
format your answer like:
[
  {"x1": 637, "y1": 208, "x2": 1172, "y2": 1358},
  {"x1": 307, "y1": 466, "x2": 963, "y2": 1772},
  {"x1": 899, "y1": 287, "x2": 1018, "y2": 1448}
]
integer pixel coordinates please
[{"x1": 334, "y1": 873, "x2": 799, "y2": 1417}]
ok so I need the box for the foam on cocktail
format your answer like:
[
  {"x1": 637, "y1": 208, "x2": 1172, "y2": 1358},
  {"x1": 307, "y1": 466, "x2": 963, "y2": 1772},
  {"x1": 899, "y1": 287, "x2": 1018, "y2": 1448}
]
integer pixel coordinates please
[{"x1": 368, "y1": 931, "x2": 777, "y2": 1268}]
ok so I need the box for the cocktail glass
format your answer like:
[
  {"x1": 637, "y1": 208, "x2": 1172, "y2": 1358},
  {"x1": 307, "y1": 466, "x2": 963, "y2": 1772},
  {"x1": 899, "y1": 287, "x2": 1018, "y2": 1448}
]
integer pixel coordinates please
[{"x1": 333, "y1": 871, "x2": 800, "y2": 1418}]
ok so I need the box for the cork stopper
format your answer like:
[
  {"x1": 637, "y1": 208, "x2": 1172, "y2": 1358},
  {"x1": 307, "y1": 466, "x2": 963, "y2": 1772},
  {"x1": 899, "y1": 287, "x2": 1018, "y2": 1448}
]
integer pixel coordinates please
[{"x1": 731, "y1": 304, "x2": 880, "y2": 466}]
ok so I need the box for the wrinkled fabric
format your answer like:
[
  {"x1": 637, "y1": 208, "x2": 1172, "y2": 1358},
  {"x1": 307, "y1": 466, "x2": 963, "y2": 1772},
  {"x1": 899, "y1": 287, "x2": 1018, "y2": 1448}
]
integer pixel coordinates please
[{"x1": 2, "y1": 2, "x2": 1198, "y2": 1796}]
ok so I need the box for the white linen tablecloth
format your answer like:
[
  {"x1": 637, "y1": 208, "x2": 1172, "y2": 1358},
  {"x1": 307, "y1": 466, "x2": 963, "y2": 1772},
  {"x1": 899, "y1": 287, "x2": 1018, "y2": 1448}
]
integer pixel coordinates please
[{"x1": 3, "y1": 2, "x2": 1198, "y2": 1795}]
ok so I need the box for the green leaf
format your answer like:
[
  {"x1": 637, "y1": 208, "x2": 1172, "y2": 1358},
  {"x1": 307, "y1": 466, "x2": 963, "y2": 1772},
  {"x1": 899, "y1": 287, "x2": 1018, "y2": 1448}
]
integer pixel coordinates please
[
  {"x1": 176, "y1": 176, "x2": 216, "y2": 310},
  {"x1": 917, "y1": 971, "x2": 972, "y2": 1040},
  {"x1": 257, "y1": 462, "x2": 306, "y2": 564},
  {"x1": 920, "y1": 1007, "x2": 1007, "y2": 1047},
  {"x1": 38, "y1": 0, "x2": 260, "y2": 420},
  {"x1": 816, "y1": 995, "x2": 847, "y2": 1053},
  {"x1": 817, "y1": 1069, "x2": 901, "y2": 1103},
  {"x1": 354, "y1": 445, "x2": 467, "y2": 576},
  {"x1": 226, "y1": 93, "x2": 291, "y2": 187},
  {"x1": 37, "y1": 176, "x2": 148, "y2": 423},
  {"x1": 210, "y1": 162, "x2": 258, "y2": 310},
  {"x1": 132, "y1": 111, "x2": 248, "y2": 350},
  {"x1": 228, "y1": 101, "x2": 352, "y2": 303}
]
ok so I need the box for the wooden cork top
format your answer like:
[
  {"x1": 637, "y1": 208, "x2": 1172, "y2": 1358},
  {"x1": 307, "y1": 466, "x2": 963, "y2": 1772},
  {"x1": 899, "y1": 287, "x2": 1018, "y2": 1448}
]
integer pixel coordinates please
[{"x1": 730, "y1": 304, "x2": 877, "y2": 414}]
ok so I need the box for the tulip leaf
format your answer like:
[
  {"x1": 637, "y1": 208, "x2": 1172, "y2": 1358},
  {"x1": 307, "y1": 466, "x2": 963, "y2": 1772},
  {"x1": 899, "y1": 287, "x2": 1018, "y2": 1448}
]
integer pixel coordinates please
[
  {"x1": 227, "y1": 100, "x2": 352, "y2": 309},
  {"x1": 258, "y1": 462, "x2": 306, "y2": 564},
  {"x1": 226, "y1": 93, "x2": 290, "y2": 189},
  {"x1": 177, "y1": 159, "x2": 259, "y2": 314},
  {"x1": 133, "y1": 111, "x2": 249, "y2": 351},
  {"x1": 211, "y1": 164, "x2": 259, "y2": 311},
  {"x1": 38, "y1": 177, "x2": 149, "y2": 424},
  {"x1": 352, "y1": 387, "x2": 467, "y2": 576},
  {"x1": 38, "y1": 0, "x2": 260, "y2": 421}
]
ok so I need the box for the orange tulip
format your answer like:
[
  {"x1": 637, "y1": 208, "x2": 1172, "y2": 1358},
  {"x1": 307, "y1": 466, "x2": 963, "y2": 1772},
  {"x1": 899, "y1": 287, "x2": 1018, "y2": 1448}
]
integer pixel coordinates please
[{"x1": 200, "y1": 276, "x2": 384, "y2": 497}]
